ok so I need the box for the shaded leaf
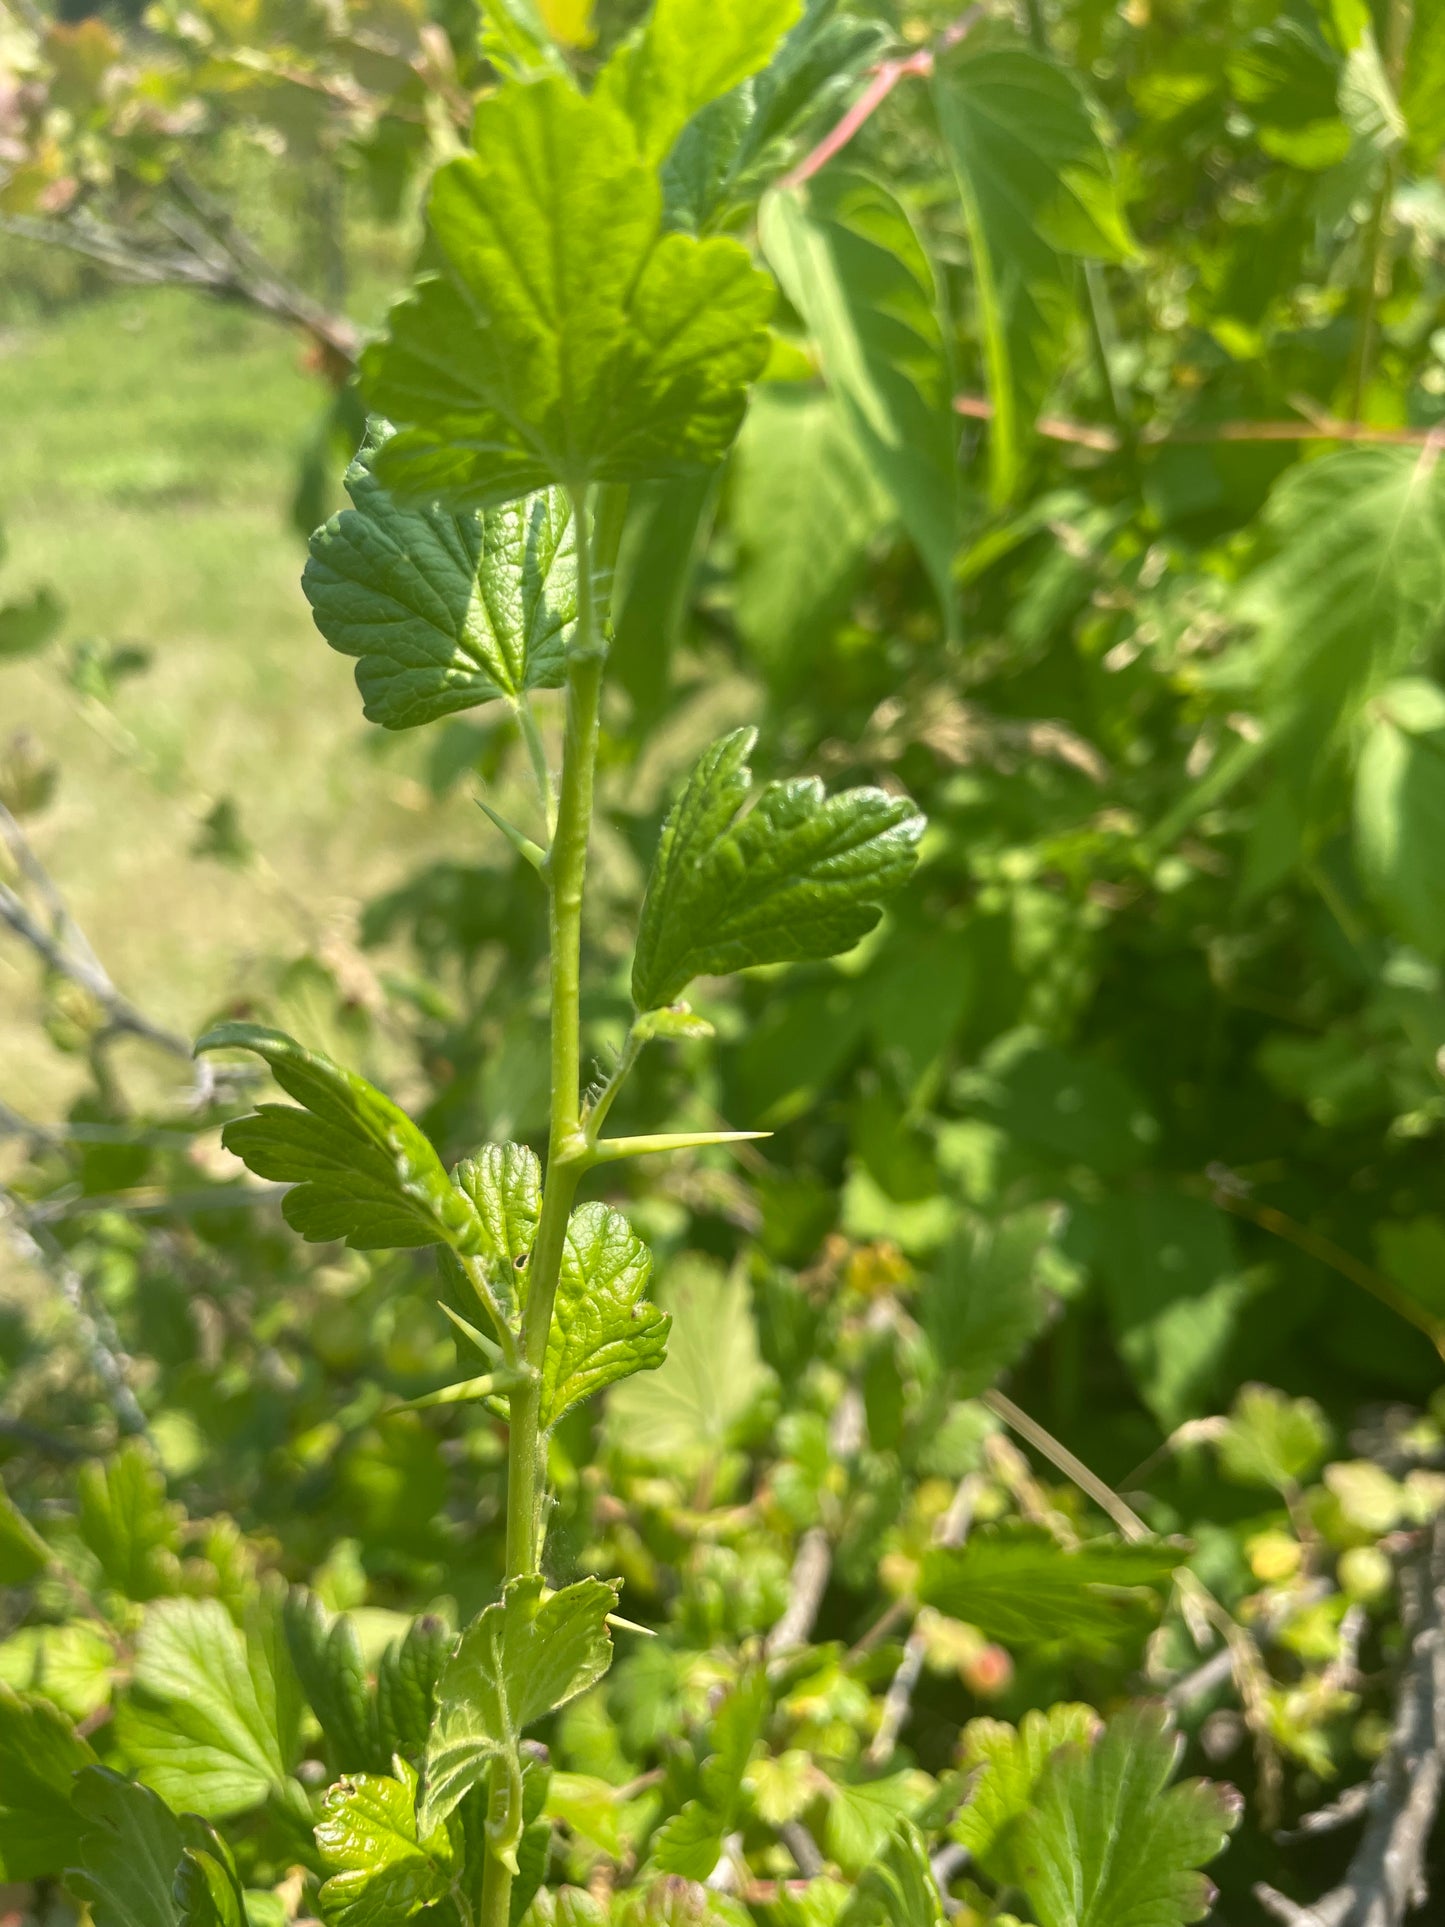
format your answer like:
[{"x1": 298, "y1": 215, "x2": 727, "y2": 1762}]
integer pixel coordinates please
[
  {"x1": 65, "y1": 1764, "x2": 181, "y2": 1927},
  {"x1": 922, "y1": 1204, "x2": 1062, "y2": 1398},
  {"x1": 632, "y1": 727, "x2": 922, "y2": 1012},
  {"x1": 420, "y1": 1576, "x2": 618, "y2": 1854},
  {"x1": 836, "y1": 1818, "x2": 940, "y2": 1927},
  {"x1": 199, "y1": 1023, "x2": 482, "y2": 1254},
  {"x1": 935, "y1": 36, "x2": 1131, "y2": 502},
  {"x1": 655, "y1": 1671, "x2": 767, "y2": 1878},
  {"x1": 1217, "y1": 1383, "x2": 1330, "y2": 1494},
  {"x1": 541, "y1": 1202, "x2": 669, "y2": 1429},
  {"x1": 760, "y1": 170, "x2": 959, "y2": 619},
  {"x1": 76, "y1": 1442, "x2": 181, "y2": 1602},
  {"x1": 0, "y1": 585, "x2": 64, "y2": 660},
  {"x1": 0, "y1": 1477, "x2": 50, "y2": 1585},
  {"x1": 918, "y1": 1529, "x2": 1182, "y2": 1655},
  {"x1": 1012, "y1": 1703, "x2": 1240, "y2": 1927},
  {"x1": 1355, "y1": 677, "x2": 1445, "y2": 953},
  {"x1": 0, "y1": 1682, "x2": 95, "y2": 1880},
  {"x1": 283, "y1": 1589, "x2": 374, "y2": 1769},
  {"x1": 303, "y1": 424, "x2": 576, "y2": 729},
  {"x1": 365, "y1": 80, "x2": 773, "y2": 506}
]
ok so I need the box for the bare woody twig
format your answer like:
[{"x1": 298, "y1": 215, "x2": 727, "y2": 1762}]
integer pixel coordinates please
[
  {"x1": 866, "y1": 1473, "x2": 979, "y2": 1764},
  {"x1": 766, "y1": 1384, "x2": 866, "y2": 1660},
  {"x1": 1256, "y1": 1511, "x2": 1445, "y2": 1927}
]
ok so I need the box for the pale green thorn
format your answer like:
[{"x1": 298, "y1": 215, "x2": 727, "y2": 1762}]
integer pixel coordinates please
[
  {"x1": 393, "y1": 1367, "x2": 528, "y2": 1414},
  {"x1": 438, "y1": 1300, "x2": 504, "y2": 1362},
  {"x1": 475, "y1": 794, "x2": 547, "y2": 872},
  {"x1": 588, "y1": 1129, "x2": 771, "y2": 1166}
]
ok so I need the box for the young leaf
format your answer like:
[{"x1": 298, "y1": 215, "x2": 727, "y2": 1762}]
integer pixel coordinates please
[
  {"x1": 1012, "y1": 1703, "x2": 1241, "y2": 1927},
  {"x1": 115, "y1": 1594, "x2": 302, "y2": 1820},
  {"x1": 454, "y1": 1141, "x2": 544, "y2": 1330},
  {"x1": 824, "y1": 1772, "x2": 932, "y2": 1876},
  {"x1": 933, "y1": 36, "x2": 1131, "y2": 503},
  {"x1": 0, "y1": 1682, "x2": 96, "y2": 1881},
  {"x1": 654, "y1": 1670, "x2": 768, "y2": 1878},
  {"x1": 198, "y1": 1023, "x2": 483, "y2": 1254},
  {"x1": 375, "y1": 1614, "x2": 454, "y2": 1765},
  {"x1": 66, "y1": 1764, "x2": 182, "y2": 1927},
  {"x1": 363, "y1": 80, "x2": 774, "y2": 507},
  {"x1": 0, "y1": 1476, "x2": 50, "y2": 1585},
  {"x1": 759, "y1": 170, "x2": 959, "y2": 623},
  {"x1": 540, "y1": 1202, "x2": 670, "y2": 1430},
  {"x1": 420, "y1": 1575, "x2": 618, "y2": 1851},
  {"x1": 283, "y1": 1589, "x2": 376, "y2": 1770},
  {"x1": 951, "y1": 1705, "x2": 1097, "y2": 1884},
  {"x1": 315, "y1": 1758, "x2": 458, "y2": 1927},
  {"x1": 1216, "y1": 1384, "x2": 1330, "y2": 1494},
  {"x1": 917, "y1": 1529, "x2": 1182, "y2": 1656},
  {"x1": 303, "y1": 424, "x2": 577, "y2": 729},
  {"x1": 76, "y1": 1441, "x2": 182, "y2": 1602},
  {"x1": 631, "y1": 727, "x2": 922, "y2": 1012},
  {"x1": 921, "y1": 1204, "x2": 1062, "y2": 1398},
  {"x1": 835, "y1": 1818, "x2": 941, "y2": 1927},
  {"x1": 596, "y1": 0, "x2": 802, "y2": 165}
]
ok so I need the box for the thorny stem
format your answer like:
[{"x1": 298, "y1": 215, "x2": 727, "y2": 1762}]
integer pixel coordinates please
[{"x1": 480, "y1": 487, "x2": 609, "y2": 1927}]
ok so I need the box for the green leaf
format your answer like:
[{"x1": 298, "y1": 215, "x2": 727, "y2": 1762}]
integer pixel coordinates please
[
  {"x1": 1235, "y1": 449, "x2": 1445, "y2": 747},
  {"x1": 0, "y1": 1622, "x2": 116, "y2": 1725},
  {"x1": 115, "y1": 1593, "x2": 302, "y2": 1820},
  {"x1": 1355, "y1": 678, "x2": 1445, "y2": 953},
  {"x1": 1012, "y1": 1703, "x2": 1240, "y2": 1927},
  {"x1": 1217, "y1": 1383, "x2": 1331, "y2": 1494},
  {"x1": 631, "y1": 727, "x2": 922, "y2": 1012},
  {"x1": 65, "y1": 1764, "x2": 182, "y2": 1927},
  {"x1": 606, "y1": 1260, "x2": 769, "y2": 1471},
  {"x1": 836, "y1": 1819, "x2": 940, "y2": 1927},
  {"x1": 730, "y1": 384, "x2": 892, "y2": 690},
  {"x1": 597, "y1": 0, "x2": 802, "y2": 165},
  {"x1": 0, "y1": 585, "x2": 64, "y2": 660},
  {"x1": 76, "y1": 1441, "x2": 181, "y2": 1601},
  {"x1": 540, "y1": 1202, "x2": 669, "y2": 1430},
  {"x1": 303, "y1": 424, "x2": 577, "y2": 730},
  {"x1": 654, "y1": 1671, "x2": 767, "y2": 1878},
  {"x1": 0, "y1": 1682, "x2": 96, "y2": 1880},
  {"x1": 921, "y1": 1204, "x2": 1062, "y2": 1398},
  {"x1": 823, "y1": 1772, "x2": 932, "y2": 1877},
  {"x1": 760, "y1": 171, "x2": 959, "y2": 620},
  {"x1": 375, "y1": 1614, "x2": 453, "y2": 1763},
  {"x1": 0, "y1": 1476, "x2": 50, "y2": 1585},
  {"x1": 315, "y1": 1758, "x2": 458, "y2": 1927},
  {"x1": 951, "y1": 1705, "x2": 1096, "y2": 1884},
  {"x1": 198, "y1": 1023, "x2": 483, "y2": 1254},
  {"x1": 934, "y1": 36, "x2": 1131, "y2": 503},
  {"x1": 478, "y1": 0, "x2": 569, "y2": 78},
  {"x1": 174, "y1": 1826, "x2": 250, "y2": 1927},
  {"x1": 283, "y1": 1589, "x2": 375, "y2": 1770},
  {"x1": 917, "y1": 1529, "x2": 1182, "y2": 1656},
  {"x1": 420, "y1": 1575, "x2": 618, "y2": 1853},
  {"x1": 364, "y1": 80, "x2": 773, "y2": 507},
  {"x1": 453, "y1": 1141, "x2": 544, "y2": 1332},
  {"x1": 1080, "y1": 1194, "x2": 1249, "y2": 1431}
]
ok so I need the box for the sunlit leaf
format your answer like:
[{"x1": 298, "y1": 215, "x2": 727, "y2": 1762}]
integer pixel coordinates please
[
  {"x1": 918, "y1": 1529, "x2": 1182, "y2": 1655},
  {"x1": 315, "y1": 1758, "x2": 457, "y2": 1927},
  {"x1": 541, "y1": 1202, "x2": 670, "y2": 1429},
  {"x1": 0, "y1": 1683, "x2": 95, "y2": 1881},
  {"x1": 952, "y1": 1705, "x2": 1097, "y2": 1884},
  {"x1": 597, "y1": 0, "x2": 802, "y2": 165},
  {"x1": 654, "y1": 1671, "x2": 767, "y2": 1878}
]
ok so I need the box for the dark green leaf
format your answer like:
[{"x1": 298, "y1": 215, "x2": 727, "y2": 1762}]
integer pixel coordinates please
[
  {"x1": 283, "y1": 1589, "x2": 375, "y2": 1769},
  {"x1": 0, "y1": 585, "x2": 64, "y2": 660},
  {"x1": 541, "y1": 1202, "x2": 669, "y2": 1430},
  {"x1": 175, "y1": 1829, "x2": 249, "y2": 1927},
  {"x1": 922, "y1": 1204, "x2": 1062, "y2": 1397},
  {"x1": 303, "y1": 424, "x2": 576, "y2": 729},
  {"x1": 1355, "y1": 678, "x2": 1445, "y2": 953},
  {"x1": 364, "y1": 80, "x2": 773, "y2": 506},
  {"x1": 198, "y1": 1023, "x2": 483, "y2": 1254},
  {"x1": 1012, "y1": 1704, "x2": 1240, "y2": 1927},
  {"x1": 0, "y1": 1683, "x2": 95, "y2": 1880},
  {"x1": 65, "y1": 1765, "x2": 182, "y2": 1927},
  {"x1": 917, "y1": 1529, "x2": 1183, "y2": 1655},
  {"x1": 631, "y1": 727, "x2": 923, "y2": 1012}
]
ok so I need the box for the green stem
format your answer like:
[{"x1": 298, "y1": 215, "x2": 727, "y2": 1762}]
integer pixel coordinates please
[
  {"x1": 481, "y1": 487, "x2": 610, "y2": 1927},
  {"x1": 1348, "y1": 159, "x2": 1395, "y2": 424},
  {"x1": 515, "y1": 698, "x2": 557, "y2": 837}
]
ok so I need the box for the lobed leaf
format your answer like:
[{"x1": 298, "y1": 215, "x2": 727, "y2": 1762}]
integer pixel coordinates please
[
  {"x1": 174, "y1": 1828, "x2": 249, "y2": 1927},
  {"x1": 115, "y1": 1593, "x2": 302, "y2": 1820},
  {"x1": 303, "y1": 423, "x2": 577, "y2": 729},
  {"x1": 917, "y1": 1529, "x2": 1183, "y2": 1656},
  {"x1": 597, "y1": 0, "x2": 802, "y2": 165},
  {"x1": 835, "y1": 1818, "x2": 941, "y2": 1927},
  {"x1": 75, "y1": 1441, "x2": 182, "y2": 1602},
  {"x1": 654, "y1": 1670, "x2": 767, "y2": 1878},
  {"x1": 198, "y1": 1023, "x2": 483, "y2": 1254},
  {"x1": 632, "y1": 727, "x2": 922, "y2": 1012},
  {"x1": 1012, "y1": 1703, "x2": 1240, "y2": 1927},
  {"x1": 454, "y1": 1141, "x2": 544, "y2": 1331},
  {"x1": 364, "y1": 80, "x2": 773, "y2": 507},
  {"x1": 283, "y1": 1589, "x2": 375, "y2": 1770},
  {"x1": 951, "y1": 1704, "x2": 1097, "y2": 1884},
  {"x1": 921, "y1": 1204, "x2": 1062, "y2": 1398},
  {"x1": 420, "y1": 1575, "x2": 618, "y2": 1853},
  {"x1": 541, "y1": 1202, "x2": 670, "y2": 1430},
  {"x1": 65, "y1": 1764, "x2": 182, "y2": 1927},
  {"x1": 315, "y1": 1758, "x2": 457, "y2": 1927}
]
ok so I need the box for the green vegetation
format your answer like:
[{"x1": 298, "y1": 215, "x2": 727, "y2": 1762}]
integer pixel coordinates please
[{"x1": 6, "y1": 0, "x2": 1445, "y2": 1923}]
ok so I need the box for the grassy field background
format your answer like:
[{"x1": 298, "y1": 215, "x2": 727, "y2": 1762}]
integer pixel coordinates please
[{"x1": 0, "y1": 283, "x2": 457, "y2": 1115}]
